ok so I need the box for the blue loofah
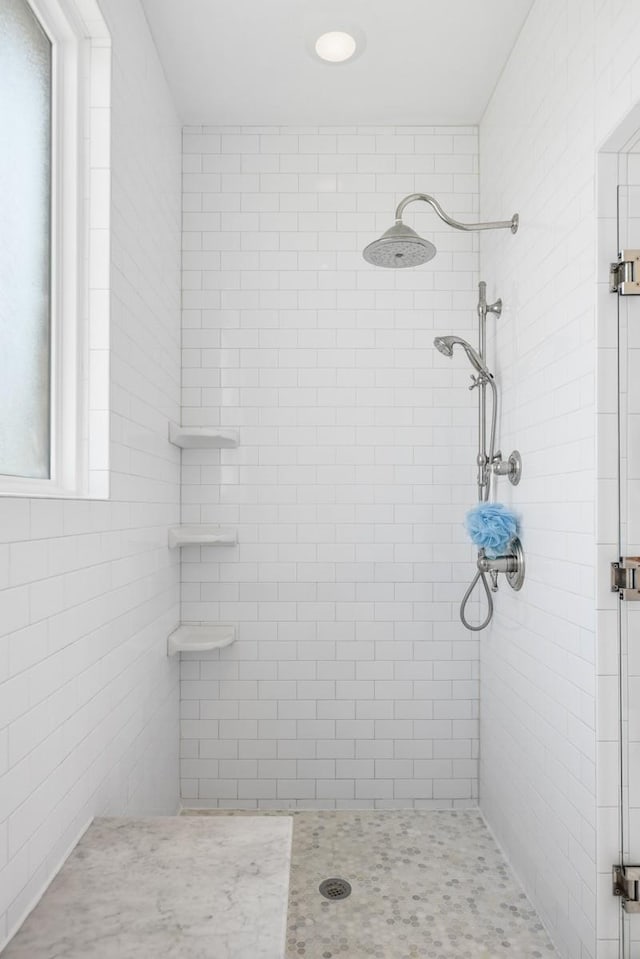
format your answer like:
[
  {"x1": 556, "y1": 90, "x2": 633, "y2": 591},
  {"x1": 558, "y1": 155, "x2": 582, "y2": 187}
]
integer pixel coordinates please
[{"x1": 465, "y1": 502, "x2": 518, "y2": 558}]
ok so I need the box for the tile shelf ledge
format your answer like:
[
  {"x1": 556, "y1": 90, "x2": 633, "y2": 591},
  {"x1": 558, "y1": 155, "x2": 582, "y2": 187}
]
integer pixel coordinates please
[
  {"x1": 168, "y1": 525, "x2": 237, "y2": 548},
  {"x1": 167, "y1": 624, "x2": 236, "y2": 656},
  {"x1": 169, "y1": 423, "x2": 239, "y2": 449}
]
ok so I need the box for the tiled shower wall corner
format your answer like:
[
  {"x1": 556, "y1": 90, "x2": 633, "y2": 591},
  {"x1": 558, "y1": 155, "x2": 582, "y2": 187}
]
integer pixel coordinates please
[
  {"x1": 479, "y1": 2, "x2": 640, "y2": 957},
  {"x1": 0, "y1": 0, "x2": 181, "y2": 948},
  {"x1": 179, "y1": 126, "x2": 482, "y2": 808}
]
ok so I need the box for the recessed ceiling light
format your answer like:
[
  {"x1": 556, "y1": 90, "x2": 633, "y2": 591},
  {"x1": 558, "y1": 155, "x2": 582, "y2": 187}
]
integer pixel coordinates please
[{"x1": 314, "y1": 31, "x2": 357, "y2": 63}]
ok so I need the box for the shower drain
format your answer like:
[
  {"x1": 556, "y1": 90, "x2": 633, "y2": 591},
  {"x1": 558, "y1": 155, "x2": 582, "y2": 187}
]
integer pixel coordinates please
[{"x1": 319, "y1": 878, "x2": 352, "y2": 901}]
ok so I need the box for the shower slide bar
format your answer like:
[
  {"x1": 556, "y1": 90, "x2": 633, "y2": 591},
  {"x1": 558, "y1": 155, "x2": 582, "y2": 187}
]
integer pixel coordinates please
[{"x1": 434, "y1": 281, "x2": 525, "y2": 631}]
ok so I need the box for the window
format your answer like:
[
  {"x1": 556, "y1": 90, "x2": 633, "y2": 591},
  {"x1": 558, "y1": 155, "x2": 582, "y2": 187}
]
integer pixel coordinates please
[
  {"x1": 0, "y1": 0, "x2": 110, "y2": 497},
  {"x1": 0, "y1": 0, "x2": 52, "y2": 480}
]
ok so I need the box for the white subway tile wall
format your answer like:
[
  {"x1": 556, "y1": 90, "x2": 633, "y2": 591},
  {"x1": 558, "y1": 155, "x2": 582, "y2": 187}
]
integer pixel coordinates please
[
  {"x1": 180, "y1": 126, "x2": 483, "y2": 809},
  {"x1": 0, "y1": 0, "x2": 181, "y2": 948},
  {"x1": 480, "y1": 3, "x2": 640, "y2": 958}
]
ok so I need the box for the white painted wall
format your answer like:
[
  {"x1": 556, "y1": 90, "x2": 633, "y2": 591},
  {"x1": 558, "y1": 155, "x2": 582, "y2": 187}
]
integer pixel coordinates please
[
  {"x1": 479, "y1": 3, "x2": 640, "y2": 958},
  {"x1": 178, "y1": 125, "x2": 485, "y2": 808},
  {"x1": 0, "y1": 0, "x2": 182, "y2": 947}
]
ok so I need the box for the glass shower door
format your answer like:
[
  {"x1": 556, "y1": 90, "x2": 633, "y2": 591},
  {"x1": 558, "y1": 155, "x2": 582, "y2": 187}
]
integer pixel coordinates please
[{"x1": 617, "y1": 184, "x2": 640, "y2": 957}]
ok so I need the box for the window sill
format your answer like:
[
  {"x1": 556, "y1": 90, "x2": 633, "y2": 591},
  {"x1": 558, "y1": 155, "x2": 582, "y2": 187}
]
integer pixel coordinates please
[{"x1": 0, "y1": 472, "x2": 109, "y2": 499}]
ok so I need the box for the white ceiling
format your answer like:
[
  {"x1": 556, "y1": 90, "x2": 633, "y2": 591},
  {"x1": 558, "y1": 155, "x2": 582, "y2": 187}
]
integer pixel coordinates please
[{"x1": 140, "y1": 0, "x2": 534, "y2": 126}]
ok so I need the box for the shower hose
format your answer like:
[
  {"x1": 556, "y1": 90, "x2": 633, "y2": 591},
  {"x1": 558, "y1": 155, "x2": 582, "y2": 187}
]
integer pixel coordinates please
[{"x1": 459, "y1": 568, "x2": 493, "y2": 631}]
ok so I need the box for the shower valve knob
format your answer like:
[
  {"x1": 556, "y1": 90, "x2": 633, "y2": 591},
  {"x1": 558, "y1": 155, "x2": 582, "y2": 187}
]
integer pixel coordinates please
[{"x1": 476, "y1": 538, "x2": 525, "y2": 592}]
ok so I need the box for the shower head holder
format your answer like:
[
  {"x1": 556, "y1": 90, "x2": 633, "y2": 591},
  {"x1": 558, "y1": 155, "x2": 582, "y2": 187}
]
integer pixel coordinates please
[{"x1": 492, "y1": 449, "x2": 522, "y2": 486}]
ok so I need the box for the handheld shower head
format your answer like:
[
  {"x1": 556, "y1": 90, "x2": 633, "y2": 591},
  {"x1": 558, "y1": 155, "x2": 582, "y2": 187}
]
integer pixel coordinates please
[
  {"x1": 434, "y1": 335, "x2": 493, "y2": 378},
  {"x1": 433, "y1": 336, "x2": 455, "y2": 358}
]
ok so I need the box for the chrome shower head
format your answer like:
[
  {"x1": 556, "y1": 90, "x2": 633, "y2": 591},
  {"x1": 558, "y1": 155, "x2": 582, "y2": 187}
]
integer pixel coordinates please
[
  {"x1": 434, "y1": 335, "x2": 493, "y2": 378},
  {"x1": 363, "y1": 193, "x2": 519, "y2": 270},
  {"x1": 362, "y1": 221, "x2": 436, "y2": 269}
]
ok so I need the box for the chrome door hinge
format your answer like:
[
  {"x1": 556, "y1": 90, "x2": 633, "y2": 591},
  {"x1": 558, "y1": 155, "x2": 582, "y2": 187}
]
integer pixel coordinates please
[
  {"x1": 610, "y1": 249, "x2": 640, "y2": 294},
  {"x1": 611, "y1": 558, "x2": 640, "y2": 599},
  {"x1": 613, "y1": 865, "x2": 640, "y2": 912}
]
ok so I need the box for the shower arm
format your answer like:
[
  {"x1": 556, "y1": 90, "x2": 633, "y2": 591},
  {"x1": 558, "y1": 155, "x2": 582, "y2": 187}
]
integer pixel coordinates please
[{"x1": 394, "y1": 193, "x2": 519, "y2": 234}]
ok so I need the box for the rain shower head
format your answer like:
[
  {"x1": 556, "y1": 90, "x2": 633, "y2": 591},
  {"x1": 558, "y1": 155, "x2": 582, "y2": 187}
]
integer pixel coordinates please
[
  {"x1": 434, "y1": 335, "x2": 493, "y2": 378},
  {"x1": 362, "y1": 221, "x2": 436, "y2": 269},
  {"x1": 363, "y1": 193, "x2": 519, "y2": 269}
]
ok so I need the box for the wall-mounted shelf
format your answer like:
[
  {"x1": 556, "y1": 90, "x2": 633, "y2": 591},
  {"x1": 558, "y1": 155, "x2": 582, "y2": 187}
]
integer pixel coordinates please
[
  {"x1": 169, "y1": 424, "x2": 239, "y2": 449},
  {"x1": 168, "y1": 525, "x2": 237, "y2": 548},
  {"x1": 167, "y1": 624, "x2": 236, "y2": 656}
]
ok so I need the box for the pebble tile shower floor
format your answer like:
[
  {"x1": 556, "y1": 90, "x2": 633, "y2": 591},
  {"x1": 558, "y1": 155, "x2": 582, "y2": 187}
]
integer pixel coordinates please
[{"x1": 186, "y1": 810, "x2": 558, "y2": 958}]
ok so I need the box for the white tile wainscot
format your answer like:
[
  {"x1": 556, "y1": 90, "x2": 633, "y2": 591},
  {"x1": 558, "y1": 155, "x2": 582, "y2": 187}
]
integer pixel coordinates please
[
  {"x1": 167, "y1": 623, "x2": 236, "y2": 655},
  {"x1": 1, "y1": 817, "x2": 293, "y2": 959}
]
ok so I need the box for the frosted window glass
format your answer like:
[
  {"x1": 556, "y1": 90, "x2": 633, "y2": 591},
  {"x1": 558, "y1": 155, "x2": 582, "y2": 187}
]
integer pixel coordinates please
[{"x1": 0, "y1": 0, "x2": 52, "y2": 478}]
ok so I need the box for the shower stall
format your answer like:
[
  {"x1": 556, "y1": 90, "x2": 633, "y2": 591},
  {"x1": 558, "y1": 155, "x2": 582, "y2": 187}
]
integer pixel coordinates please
[{"x1": 4, "y1": 1, "x2": 640, "y2": 958}]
